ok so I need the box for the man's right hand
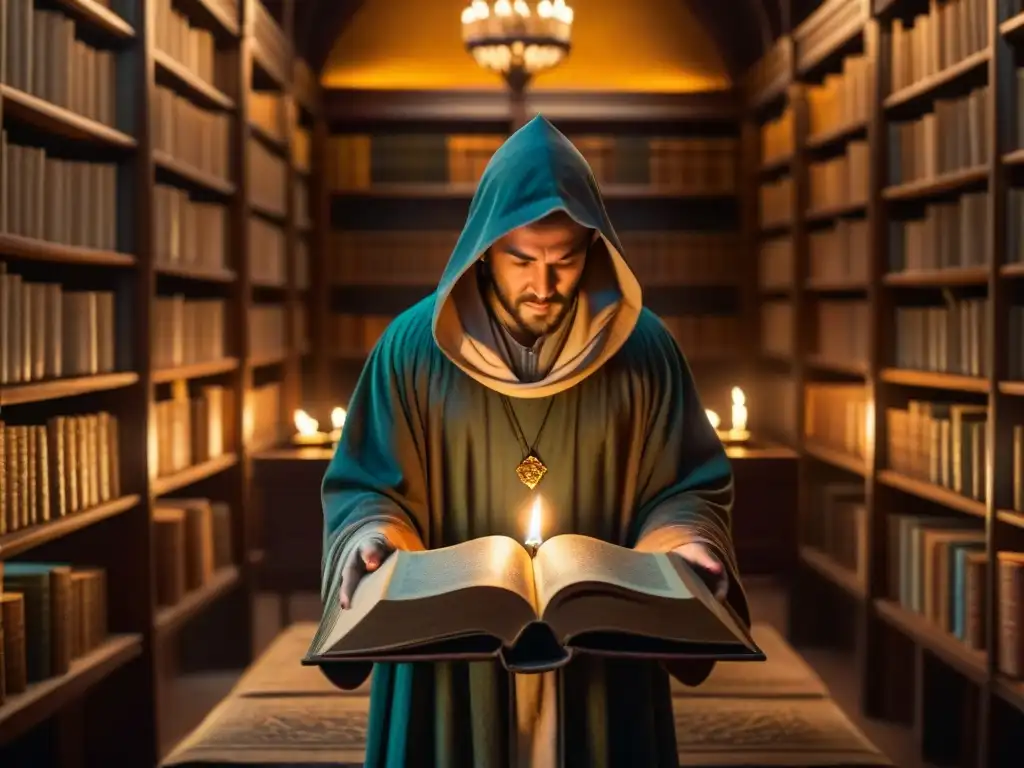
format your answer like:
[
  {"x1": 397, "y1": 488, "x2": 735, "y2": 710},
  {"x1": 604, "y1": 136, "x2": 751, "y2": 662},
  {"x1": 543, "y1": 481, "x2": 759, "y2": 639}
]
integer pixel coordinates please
[{"x1": 338, "y1": 532, "x2": 396, "y2": 609}]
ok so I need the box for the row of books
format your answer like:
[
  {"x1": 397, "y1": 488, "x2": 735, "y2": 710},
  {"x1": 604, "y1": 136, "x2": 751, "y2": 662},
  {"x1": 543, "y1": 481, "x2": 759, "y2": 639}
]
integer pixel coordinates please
[
  {"x1": 153, "y1": 383, "x2": 229, "y2": 479},
  {"x1": 887, "y1": 515, "x2": 987, "y2": 654},
  {"x1": 888, "y1": 86, "x2": 990, "y2": 186},
  {"x1": 1009, "y1": 309, "x2": 1024, "y2": 380},
  {"x1": 294, "y1": 176, "x2": 311, "y2": 230},
  {"x1": 249, "y1": 138, "x2": 287, "y2": 217},
  {"x1": 758, "y1": 237, "x2": 793, "y2": 291},
  {"x1": 154, "y1": 184, "x2": 229, "y2": 273},
  {"x1": 760, "y1": 108, "x2": 793, "y2": 166},
  {"x1": 249, "y1": 303, "x2": 287, "y2": 361},
  {"x1": 249, "y1": 92, "x2": 285, "y2": 144},
  {"x1": 153, "y1": 497, "x2": 234, "y2": 610},
  {"x1": 0, "y1": 137, "x2": 119, "y2": 251},
  {"x1": 328, "y1": 230, "x2": 743, "y2": 287},
  {"x1": 761, "y1": 301, "x2": 794, "y2": 358},
  {"x1": 806, "y1": 54, "x2": 871, "y2": 138},
  {"x1": 662, "y1": 316, "x2": 739, "y2": 359},
  {"x1": 326, "y1": 133, "x2": 738, "y2": 193},
  {"x1": 0, "y1": 267, "x2": 117, "y2": 384},
  {"x1": 1006, "y1": 188, "x2": 1024, "y2": 265},
  {"x1": 888, "y1": 191, "x2": 990, "y2": 273},
  {"x1": 887, "y1": 400, "x2": 988, "y2": 502},
  {"x1": 813, "y1": 300, "x2": 869, "y2": 368},
  {"x1": 1, "y1": 563, "x2": 109, "y2": 703},
  {"x1": 153, "y1": 296, "x2": 227, "y2": 371},
  {"x1": 3, "y1": 3, "x2": 117, "y2": 127},
  {"x1": 893, "y1": 298, "x2": 989, "y2": 378},
  {"x1": 889, "y1": 0, "x2": 989, "y2": 94},
  {"x1": 809, "y1": 219, "x2": 869, "y2": 285},
  {"x1": 251, "y1": 216, "x2": 287, "y2": 286},
  {"x1": 154, "y1": 0, "x2": 221, "y2": 94},
  {"x1": 293, "y1": 126, "x2": 311, "y2": 174},
  {"x1": 0, "y1": 411, "x2": 122, "y2": 535},
  {"x1": 152, "y1": 85, "x2": 232, "y2": 183},
  {"x1": 804, "y1": 383, "x2": 871, "y2": 459},
  {"x1": 808, "y1": 141, "x2": 869, "y2": 213},
  {"x1": 249, "y1": 381, "x2": 283, "y2": 452},
  {"x1": 803, "y1": 482, "x2": 868, "y2": 587},
  {"x1": 296, "y1": 239, "x2": 310, "y2": 291},
  {"x1": 760, "y1": 176, "x2": 793, "y2": 229}
]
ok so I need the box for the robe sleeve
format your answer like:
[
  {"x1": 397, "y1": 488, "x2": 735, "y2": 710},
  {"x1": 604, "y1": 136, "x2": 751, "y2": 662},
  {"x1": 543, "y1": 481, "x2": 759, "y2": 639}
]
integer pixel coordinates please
[
  {"x1": 629, "y1": 321, "x2": 751, "y2": 686},
  {"x1": 320, "y1": 325, "x2": 429, "y2": 610}
]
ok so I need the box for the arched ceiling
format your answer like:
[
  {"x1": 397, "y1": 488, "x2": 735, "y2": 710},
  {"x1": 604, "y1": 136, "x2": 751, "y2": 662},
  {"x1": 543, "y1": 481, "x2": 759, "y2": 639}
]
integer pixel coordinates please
[{"x1": 283, "y1": 1, "x2": 800, "y2": 90}]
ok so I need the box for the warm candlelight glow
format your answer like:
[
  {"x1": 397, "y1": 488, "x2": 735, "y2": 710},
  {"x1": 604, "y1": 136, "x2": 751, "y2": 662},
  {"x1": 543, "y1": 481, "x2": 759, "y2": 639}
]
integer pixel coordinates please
[
  {"x1": 705, "y1": 409, "x2": 721, "y2": 430},
  {"x1": 293, "y1": 409, "x2": 320, "y2": 436},
  {"x1": 730, "y1": 387, "x2": 747, "y2": 432},
  {"x1": 525, "y1": 495, "x2": 543, "y2": 555},
  {"x1": 329, "y1": 406, "x2": 347, "y2": 443}
]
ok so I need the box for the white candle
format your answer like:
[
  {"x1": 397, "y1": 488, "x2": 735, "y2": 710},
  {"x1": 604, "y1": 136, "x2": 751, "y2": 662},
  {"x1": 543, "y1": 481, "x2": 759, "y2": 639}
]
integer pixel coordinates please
[{"x1": 525, "y1": 494, "x2": 543, "y2": 555}]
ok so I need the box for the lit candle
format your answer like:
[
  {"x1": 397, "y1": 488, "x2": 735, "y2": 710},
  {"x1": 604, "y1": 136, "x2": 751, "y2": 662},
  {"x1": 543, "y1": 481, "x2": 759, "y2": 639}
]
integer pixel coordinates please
[
  {"x1": 329, "y1": 406, "x2": 347, "y2": 443},
  {"x1": 525, "y1": 494, "x2": 543, "y2": 557},
  {"x1": 728, "y1": 387, "x2": 750, "y2": 442},
  {"x1": 292, "y1": 409, "x2": 329, "y2": 446}
]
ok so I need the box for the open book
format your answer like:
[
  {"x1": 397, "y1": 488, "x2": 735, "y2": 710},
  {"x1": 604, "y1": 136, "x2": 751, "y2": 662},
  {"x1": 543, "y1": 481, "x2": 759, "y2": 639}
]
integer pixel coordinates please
[{"x1": 303, "y1": 534, "x2": 764, "y2": 673}]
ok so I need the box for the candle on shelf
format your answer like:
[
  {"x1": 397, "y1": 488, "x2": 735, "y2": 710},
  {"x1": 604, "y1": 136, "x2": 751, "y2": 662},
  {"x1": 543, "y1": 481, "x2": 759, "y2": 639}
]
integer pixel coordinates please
[
  {"x1": 329, "y1": 406, "x2": 347, "y2": 443},
  {"x1": 292, "y1": 409, "x2": 329, "y2": 446},
  {"x1": 727, "y1": 386, "x2": 751, "y2": 443},
  {"x1": 524, "y1": 494, "x2": 544, "y2": 557}
]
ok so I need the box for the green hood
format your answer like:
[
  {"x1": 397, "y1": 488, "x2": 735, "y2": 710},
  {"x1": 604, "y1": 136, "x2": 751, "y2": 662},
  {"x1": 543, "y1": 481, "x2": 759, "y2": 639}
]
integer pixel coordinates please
[{"x1": 431, "y1": 116, "x2": 643, "y2": 399}]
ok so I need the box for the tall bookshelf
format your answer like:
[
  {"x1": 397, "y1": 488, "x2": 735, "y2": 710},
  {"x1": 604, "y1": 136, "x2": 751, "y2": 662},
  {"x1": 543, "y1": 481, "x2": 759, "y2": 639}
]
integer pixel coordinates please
[
  {"x1": 0, "y1": 0, "x2": 324, "y2": 763},
  {"x1": 750, "y1": 0, "x2": 1024, "y2": 764},
  {"x1": 322, "y1": 92, "x2": 747, "y2": 428}
]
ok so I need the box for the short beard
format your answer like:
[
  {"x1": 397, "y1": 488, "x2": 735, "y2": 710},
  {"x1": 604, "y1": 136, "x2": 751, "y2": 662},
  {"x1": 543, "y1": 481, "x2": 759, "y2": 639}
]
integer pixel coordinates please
[{"x1": 485, "y1": 266, "x2": 571, "y2": 339}]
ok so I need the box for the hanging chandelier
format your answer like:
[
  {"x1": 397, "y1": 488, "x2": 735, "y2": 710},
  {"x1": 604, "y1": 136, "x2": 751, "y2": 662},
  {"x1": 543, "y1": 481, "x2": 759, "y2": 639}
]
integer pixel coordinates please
[{"x1": 460, "y1": 0, "x2": 575, "y2": 85}]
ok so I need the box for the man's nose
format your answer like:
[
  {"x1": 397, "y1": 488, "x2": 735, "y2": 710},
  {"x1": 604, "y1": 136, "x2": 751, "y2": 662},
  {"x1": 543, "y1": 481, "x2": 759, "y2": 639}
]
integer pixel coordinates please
[{"x1": 532, "y1": 263, "x2": 555, "y2": 298}]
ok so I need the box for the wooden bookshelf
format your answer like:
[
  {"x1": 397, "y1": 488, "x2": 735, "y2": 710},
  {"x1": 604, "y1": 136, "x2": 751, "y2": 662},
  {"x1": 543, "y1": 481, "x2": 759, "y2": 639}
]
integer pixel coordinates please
[
  {"x1": 0, "y1": 0, "x2": 324, "y2": 762},
  {"x1": 746, "y1": 0, "x2": 1024, "y2": 765}
]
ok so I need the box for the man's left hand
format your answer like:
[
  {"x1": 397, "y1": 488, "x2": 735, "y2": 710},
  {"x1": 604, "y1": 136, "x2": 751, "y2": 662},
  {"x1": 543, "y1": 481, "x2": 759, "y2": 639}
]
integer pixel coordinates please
[{"x1": 672, "y1": 542, "x2": 728, "y2": 602}]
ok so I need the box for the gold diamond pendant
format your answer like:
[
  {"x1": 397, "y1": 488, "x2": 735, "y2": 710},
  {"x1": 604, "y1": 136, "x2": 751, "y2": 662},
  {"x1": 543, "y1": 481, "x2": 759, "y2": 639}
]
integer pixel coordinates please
[{"x1": 515, "y1": 454, "x2": 547, "y2": 490}]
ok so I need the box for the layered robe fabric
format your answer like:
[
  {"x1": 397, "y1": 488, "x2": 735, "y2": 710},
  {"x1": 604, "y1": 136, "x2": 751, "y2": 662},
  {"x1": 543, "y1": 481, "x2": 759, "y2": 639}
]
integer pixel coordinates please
[{"x1": 315, "y1": 116, "x2": 751, "y2": 768}]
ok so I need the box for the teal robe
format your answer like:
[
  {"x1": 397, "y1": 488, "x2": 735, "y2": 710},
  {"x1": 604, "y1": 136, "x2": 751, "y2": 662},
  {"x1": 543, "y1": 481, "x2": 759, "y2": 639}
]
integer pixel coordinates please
[{"x1": 316, "y1": 116, "x2": 750, "y2": 767}]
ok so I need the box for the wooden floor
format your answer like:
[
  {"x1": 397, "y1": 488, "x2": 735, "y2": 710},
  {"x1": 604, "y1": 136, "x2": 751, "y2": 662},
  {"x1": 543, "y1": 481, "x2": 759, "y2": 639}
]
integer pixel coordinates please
[{"x1": 161, "y1": 580, "x2": 930, "y2": 767}]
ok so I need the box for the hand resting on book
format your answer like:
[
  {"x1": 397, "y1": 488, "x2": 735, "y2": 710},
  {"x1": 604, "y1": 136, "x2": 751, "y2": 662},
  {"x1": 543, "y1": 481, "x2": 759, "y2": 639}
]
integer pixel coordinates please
[
  {"x1": 339, "y1": 531, "x2": 399, "y2": 609},
  {"x1": 672, "y1": 542, "x2": 728, "y2": 602}
]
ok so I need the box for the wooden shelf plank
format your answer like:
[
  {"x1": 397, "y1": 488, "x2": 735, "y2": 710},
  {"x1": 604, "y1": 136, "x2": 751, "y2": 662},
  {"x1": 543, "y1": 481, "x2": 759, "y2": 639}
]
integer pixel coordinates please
[
  {"x1": 882, "y1": 266, "x2": 989, "y2": 287},
  {"x1": 996, "y1": 509, "x2": 1024, "y2": 529},
  {"x1": 998, "y1": 380, "x2": 1024, "y2": 396},
  {"x1": 153, "y1": 150, "x2": 235, "y2": 197},
  {"x1": 882, "y1": 50, "x2": 989, "y2": 111},
  {"x1": 804, "y1": 119, "x2": 867, "y2": 150},
  {"x1": 153, "y1": 49, "x2": 234, "y2": 111},
  {"x1": 999, "y1": 262, "x2": 1024, "y2": 279},
  {"x1": 878, "y1": 368, "x2": 989, "y2": 393},
  {"x1": 250, "y1": 352, "x2": 288, "y2": 368},
  {"x1": 876, "y1": 470, "x2": 987, "y2": 519},
  {"x1": 803, "y1": 355, "x2": 868, "y2": 376},
  {"x1": 881, "y1": 166, "x2": 989, "y2": 201},
  {"x1": 1000, "y1": 11, "x2": 1024, "y2": 41},
  {"x1": 759, "y1": 153, "x2": 791, "y2": 175},
  {"x1": 176, "y1": 0, "x2": 240, "y2": 37},
  {"x1": 805, "y1": 200, "x2": 867, "y2": 222},
  {"x1": 804, "y1": 280, "x2": 867, "y2": 292},
  {"x1": 803, "y1": 441, "x2": 868, "y2": 476},
  {"x1": 0, "y1": 232, "x2": 136, "y2": 267},
  {"x1": 994, "y1": 675, "x2": 1024, "y2": 715},
  {"x1": 0, "y1": 634, "x2": 142, "y2": 743},
  {"x1": 249, "y1": 122, "x2": 289, "y2": 154},
  {"x1": 152, "y1": 358, "x2": 240, "y2": 384},
  {"x1": 799, "y1": 546, "x2": 866, "y2": 598},
  {"x1": 0, "y1": 85, "x2": 136, "y2": 148},
  {"x1": 154, "y1": 566, "x2": 241, "y2": 636},
  {"x1": 1, "y1": 372, "x2": 140, "y2": 406},
  {"x1": 0, "y1": 495, "x2": 140, "y2": 560},
  {"x1": 155, "y1": 263, "x2": 237, "y2": 283},
  {"x1": 151, "y1": 453, "x2": 238, "y2": 497},
  {"x1": 874, "y1": 599, "x2": 986, "y2": 683},
  {"x1": 55, "y1": 0, "x2": 135, "y2": 40}
]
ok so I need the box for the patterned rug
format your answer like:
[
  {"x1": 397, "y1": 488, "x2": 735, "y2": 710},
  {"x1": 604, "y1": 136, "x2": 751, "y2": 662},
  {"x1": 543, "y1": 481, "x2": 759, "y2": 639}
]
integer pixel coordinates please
[{"x1": 162, "y1": 623, "x2": 891, "y2": 767}]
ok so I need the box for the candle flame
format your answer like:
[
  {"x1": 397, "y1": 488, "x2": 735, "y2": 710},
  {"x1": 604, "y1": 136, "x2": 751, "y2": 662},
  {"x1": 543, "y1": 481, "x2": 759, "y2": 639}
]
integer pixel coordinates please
[
  {"x1": 705, "y1": 409, "x2": 721, "y2": 430},
  {"x1": 730, "y1": 386, "x2": 748, "y2": 432},
  {"x1": 293, "y1": 409, "x2": 320, "y2": 436},
  {"x1": 525, "y1": 495, "x2": 543, "y2": 547},
  {"x1": 731, "y1": 386, "x2": 745, "y2": 406},
  {"x1": 331, "y1": 407, "x2": 347, "y2": 430}
]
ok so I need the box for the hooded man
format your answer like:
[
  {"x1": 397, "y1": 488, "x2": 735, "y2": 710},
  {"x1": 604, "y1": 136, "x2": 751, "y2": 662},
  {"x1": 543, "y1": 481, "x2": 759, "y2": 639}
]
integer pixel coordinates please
[{"x1": 316, "y1": 116, "x2": 750, "y2": 768}]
